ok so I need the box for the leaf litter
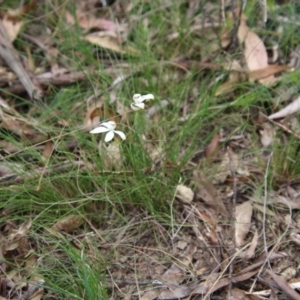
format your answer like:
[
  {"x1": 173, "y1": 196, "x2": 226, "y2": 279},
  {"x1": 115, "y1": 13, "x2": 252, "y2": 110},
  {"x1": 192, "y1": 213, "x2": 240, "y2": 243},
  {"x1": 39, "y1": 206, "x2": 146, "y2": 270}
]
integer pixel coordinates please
[{"x1": 0, "y1": 1, "x2": 300, "y2": 299}]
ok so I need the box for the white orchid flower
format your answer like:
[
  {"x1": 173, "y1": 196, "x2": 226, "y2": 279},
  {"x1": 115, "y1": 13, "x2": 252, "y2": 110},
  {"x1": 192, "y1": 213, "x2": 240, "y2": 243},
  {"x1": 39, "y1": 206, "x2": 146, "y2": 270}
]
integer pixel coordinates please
[
  {"x1": 131, "y1": 93, "x2": 154, "y2": 110},
  {"x1": 90, "y1": 121, "x2": 126, "y2": 142}
]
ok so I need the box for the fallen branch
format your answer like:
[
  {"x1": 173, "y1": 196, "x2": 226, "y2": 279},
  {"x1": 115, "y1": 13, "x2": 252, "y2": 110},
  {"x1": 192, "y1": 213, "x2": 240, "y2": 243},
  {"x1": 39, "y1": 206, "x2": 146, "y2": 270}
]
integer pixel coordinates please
[
  {"x1": 0, "y1": 19, "x2": 43, "y2": 100},
  {"x1": 1, "y1": 70, "x2": 88, "y2": 95}
]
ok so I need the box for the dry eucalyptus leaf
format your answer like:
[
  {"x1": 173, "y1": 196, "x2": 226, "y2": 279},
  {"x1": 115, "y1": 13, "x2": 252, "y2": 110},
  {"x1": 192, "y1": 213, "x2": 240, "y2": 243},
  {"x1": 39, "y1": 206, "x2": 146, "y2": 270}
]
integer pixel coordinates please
[
  {"x1": 42, "y1": 140, "x2": 53, "y2": 160},
  {"x1": 83, "y1": 32, "x2": 139, "y2": 55},
  {"x1": 175, "y1": 185, "x2": 194, "y2": 204},
  {"x1": 83, "y1": 31, "x2": 123, "y2": 52},
  {"x1": 238, "y1": 17, "x2": 268, "y2": 71},
  {"x1": 65, "y1": 10, "x2": 122, "y2": 32},
  {"x1": 249, "y1": 65, "x2": 289, "y2": 82},
  {"x1": 52, "y1": 215, "x2": 84, "y2": 233},
  {"x1": 235, "y1": 201, "x2": 253, "y2": 247},
  {"x1": 266, "y1": 269, "x2": 300, "y2": 300},
  {"x1": 269, "y1": 95, "x2": 300, "y2": 119},
  {"x1": 194, "y1": 172, "x2": 229, "y2": 217},
  {"x1": 238, "y1": 15, "x2": 279, "y2": 86},
  {"x1": 140, "y1": 290, "x2": 160, "y2": 300},
  {"x1": 158, "y1": 281, "x2": 199, "y2": 299},
  {"x1": 205, "y1": 133, "x2": 220, "y2": 158}
]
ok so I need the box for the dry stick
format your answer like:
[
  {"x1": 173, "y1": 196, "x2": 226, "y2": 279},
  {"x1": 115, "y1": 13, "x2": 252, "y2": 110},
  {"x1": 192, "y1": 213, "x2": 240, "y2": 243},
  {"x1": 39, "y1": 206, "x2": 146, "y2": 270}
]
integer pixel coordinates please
[
  {"x1": 3, "y1": 71, "x2": 88, "y2": 95},
  {"x1": 191, "y1": 205, "x2": 221, "y2": 265},
  {"x1": 263, "y1": 153, "x2": 273, "y2": 270},
  {"x1": 106, "y1": 268, "x2": 124, "y2": 297},
  {"x1": 229, "y1": 0, "x2": 239, "y2": 51},
  {"x1": 203, "y1": 244, "x2": 251, "y2": 300},
  {"x1": 249, "y1": 157, "x2": 293, "y2": 293},
  {"x1": 227, "y1": 146, "x2": 237, "y2": 300},
  {"x1": 105, "y1": 278, "x2": 157, "y2": 286},
  {"x1": 0, "y1": 19, "x2": 43, "y2": 101},
  {"x1": 263, "y1": 113, "x2": 300, "y2": 139},
  {"x1": 249, "y1": 154, "x2": 273, "y2": 292},
  {"x1": 255, "y1": 275, "x2": 300, "y2": 298},
  {"x1": 220, "y1": 0, "x2": 226, "y2": 24}
]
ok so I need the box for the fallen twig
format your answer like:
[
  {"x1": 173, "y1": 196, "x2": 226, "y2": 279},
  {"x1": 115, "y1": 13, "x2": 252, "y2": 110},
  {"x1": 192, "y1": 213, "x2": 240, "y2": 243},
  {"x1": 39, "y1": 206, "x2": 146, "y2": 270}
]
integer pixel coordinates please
[
  {"x1": 227, "y1": 146, "x2": 238, "y2": 300},
  {"x1": 0, "y1": 19, "x2": 43, "y2": 101},
  {"x1": 1, "y1": 70, "x2": 88, "y2": 95}
]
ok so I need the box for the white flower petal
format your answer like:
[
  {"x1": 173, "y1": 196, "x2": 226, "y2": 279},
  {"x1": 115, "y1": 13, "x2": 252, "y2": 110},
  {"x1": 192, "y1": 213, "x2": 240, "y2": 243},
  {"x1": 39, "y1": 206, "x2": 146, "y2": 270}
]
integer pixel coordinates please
[
  {"x1": 131, "y1": 102, "x2": 145, "y2": 110},
  {"x1": 101, "y1": 121, "x2": 116, "y2": 130},
  {"x1": 90, "y1": 126, "x2": 109, "y2": 134},
  {"x1": 132, "y1": 93, "x2": 154, "y2": 104},
  {"x1": 114, "y1": 130, "x2": 126, "y2": 140},
  {"x1": 104, "y1": 130, "x2": 115, "y2": 142},
  {"x1": 133, "y1": 94, "x2": 142, "y2": 102},
  {"x1": 140, "y1": 94, "x2": 154, "y2": 101}
]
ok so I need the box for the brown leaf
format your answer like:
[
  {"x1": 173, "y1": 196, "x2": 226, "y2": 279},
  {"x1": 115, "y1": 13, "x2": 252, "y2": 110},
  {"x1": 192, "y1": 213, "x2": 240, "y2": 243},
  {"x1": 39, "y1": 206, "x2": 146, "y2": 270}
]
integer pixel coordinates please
[
  {"x1": 230, "y1": 288, "x2": 261, "y2": 300},
  {"x1": 238, "y1": 18, "x2": 268, "y2": 71},
  {"x1": 158, "y1": 281, "x2": 199, "y2": 299},
  {"x1": 65, "y1": 10, "x2": 123, "y2": 32},
  {"x1": 235, "y1": 201, "x2": 253, "y2": 247},
  {"x1": 237, "y1": 15, "x2": 281, "y2": 86},
  {"x1": 196, "y1": 269, "x2": 258, "y2": 295},
  {"x1": 160, "y1": 264, "x2": 185, "y2": 287},
  {"x1": 194, "y1": 172, "x2": 229, "y2": 217},
  {"x1": 52, "y1": 215, "x2": 84, "y2": 233},
  {"x1": 140, "y1": 290, "x2": 161, "y2": 300},
  {"x1": 83, "y1": 32, "x2": 140, "y2": 55},
  {"x1": 42, "y1": 140, "x2": 53, "y2": 160},
  {"x1": 266, "y1": 269, "x2": 300, "y2": 300},
  {"x1": 270, "y1": 191, "x2": 300, "y2": 210},
  {"x1": 249, "y1": 64, "x2": 290, "y2": 81},
  {"x1": 258, "y1": 75, "x2": 279, "y2": 86},
  {"x1": 205, "y1": 133, "x2": 220, "y2": 158}
]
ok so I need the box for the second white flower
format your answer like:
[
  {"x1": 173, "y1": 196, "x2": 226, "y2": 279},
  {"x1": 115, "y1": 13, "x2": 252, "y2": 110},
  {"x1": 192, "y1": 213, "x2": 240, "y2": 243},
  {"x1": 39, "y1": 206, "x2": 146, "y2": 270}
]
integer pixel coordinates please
[{"x1": 131, "y1": 93, "x2": 154, "y2": 110}]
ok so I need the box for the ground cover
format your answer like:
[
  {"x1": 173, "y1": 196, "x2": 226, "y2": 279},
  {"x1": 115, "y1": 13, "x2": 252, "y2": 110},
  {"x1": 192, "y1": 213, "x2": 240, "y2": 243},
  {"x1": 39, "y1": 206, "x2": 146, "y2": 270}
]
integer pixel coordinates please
[{"x1": 0, "y1": 0, "x2": 300, "y2": 299}]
